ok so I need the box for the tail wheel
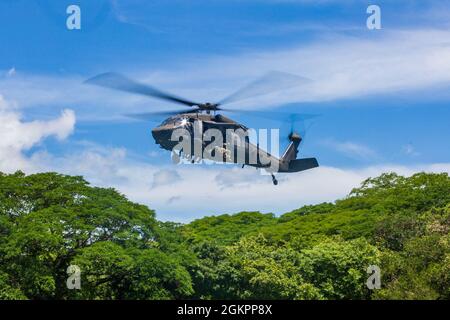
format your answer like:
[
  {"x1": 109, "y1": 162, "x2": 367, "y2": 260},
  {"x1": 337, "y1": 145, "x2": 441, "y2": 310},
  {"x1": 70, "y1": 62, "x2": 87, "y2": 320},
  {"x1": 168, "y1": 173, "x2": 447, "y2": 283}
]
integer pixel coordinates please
[{"x1": 271, "y1": 174, "x2": 278, "y2": 185}]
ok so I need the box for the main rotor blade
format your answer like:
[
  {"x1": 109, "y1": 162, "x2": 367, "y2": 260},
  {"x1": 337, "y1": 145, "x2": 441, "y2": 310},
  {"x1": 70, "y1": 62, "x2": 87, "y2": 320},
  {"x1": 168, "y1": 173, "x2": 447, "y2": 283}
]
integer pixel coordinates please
[
  {"x1": 85, "y1": 72, "x2": 200, "y2": 107},
  {"x1": 218, "y1": 71, "x2": 311, "y2": 106},
  {"x1": 222, "y1": 109, "x2": 319, "y2": 143},
  {"x1": 124, "y1": 109, "x2": 196, "y2": 121},
  {"x1": 221, "y1": 109, "x2": 320, "y2": 122}
]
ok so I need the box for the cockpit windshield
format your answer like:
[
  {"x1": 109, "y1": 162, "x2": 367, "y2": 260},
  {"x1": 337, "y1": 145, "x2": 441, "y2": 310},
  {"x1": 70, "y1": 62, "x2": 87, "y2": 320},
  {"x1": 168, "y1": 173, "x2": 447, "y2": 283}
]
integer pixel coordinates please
[{"x1": 161, "y1": 117, "x2": 188, "y2": 127}]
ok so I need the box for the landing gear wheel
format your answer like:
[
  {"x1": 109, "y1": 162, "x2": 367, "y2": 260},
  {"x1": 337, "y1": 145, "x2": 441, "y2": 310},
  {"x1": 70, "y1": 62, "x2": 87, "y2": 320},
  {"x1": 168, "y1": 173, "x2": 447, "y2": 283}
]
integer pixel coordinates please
[{"x1": 271, "y1": 174, "x2": 278, "y2": 186}]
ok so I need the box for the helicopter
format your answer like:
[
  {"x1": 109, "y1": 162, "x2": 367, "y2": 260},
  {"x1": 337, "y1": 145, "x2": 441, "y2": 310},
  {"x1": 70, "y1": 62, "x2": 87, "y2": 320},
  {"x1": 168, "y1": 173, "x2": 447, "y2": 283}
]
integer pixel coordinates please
[{"x1": 85, "y1": 72, "x2": 319, "y2": 185}]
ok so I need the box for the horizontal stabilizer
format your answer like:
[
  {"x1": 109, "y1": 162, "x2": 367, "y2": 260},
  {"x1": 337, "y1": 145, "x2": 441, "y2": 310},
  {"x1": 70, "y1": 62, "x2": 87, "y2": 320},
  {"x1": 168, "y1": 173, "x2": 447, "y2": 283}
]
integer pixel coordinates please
[{"x1": 288, "y1": 158, "x2": 319, "y2": 172}]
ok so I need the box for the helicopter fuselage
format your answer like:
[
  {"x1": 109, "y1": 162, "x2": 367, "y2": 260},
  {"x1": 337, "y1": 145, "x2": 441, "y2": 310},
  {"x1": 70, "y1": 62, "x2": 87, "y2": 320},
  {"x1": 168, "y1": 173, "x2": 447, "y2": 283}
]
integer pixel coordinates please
[
  {"x1": 85, "y1": 71, "x2": 319, "y2": 184},
  {"x1": 151, "y1": 112, "x2": 285, "y2": 171}
]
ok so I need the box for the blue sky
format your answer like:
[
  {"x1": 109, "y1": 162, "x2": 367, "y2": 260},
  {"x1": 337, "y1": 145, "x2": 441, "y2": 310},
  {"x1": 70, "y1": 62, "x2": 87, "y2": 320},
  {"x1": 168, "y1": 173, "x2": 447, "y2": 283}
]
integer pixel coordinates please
[{"x1": 1, "y1": 0, "x2": 450, "y2": 222}]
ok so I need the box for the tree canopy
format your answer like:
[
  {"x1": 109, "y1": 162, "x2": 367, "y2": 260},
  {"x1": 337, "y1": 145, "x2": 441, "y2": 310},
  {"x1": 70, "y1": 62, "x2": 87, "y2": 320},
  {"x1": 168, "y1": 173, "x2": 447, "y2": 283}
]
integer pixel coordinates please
[
  {"x1": 1, "y1": 171, "x2": 449, "y2": 299},
  {"x1": 0, "y1": 171, "x2": 193, "y2": 299}
]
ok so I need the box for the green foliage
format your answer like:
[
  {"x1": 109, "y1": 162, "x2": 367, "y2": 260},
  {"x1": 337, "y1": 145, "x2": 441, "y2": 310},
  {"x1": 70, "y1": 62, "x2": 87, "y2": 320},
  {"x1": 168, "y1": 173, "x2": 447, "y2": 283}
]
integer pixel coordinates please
[
  {"x1": 185, "y1": 172, "x2": 450, "y2": 300},
  {"x1": 0, "y1": 171, "x2": 191, "y2": 299},
  {"x1": 374, "y1": 205, "x2": 450, "y2": 299},
  {"x1": 1, "y1": 171, "x2": 449, "y2": 300},
  {"x1": 191, "y1": 234, "x2": 322, "y2": 299},
  {"x1": 348, "y1": 172, "x2": 450, "y2": 214},
  {"x1": 192, "y1": 234, "x2": 379, "y2": 300},
  {"x1": 181, "y1": 211, "x2": 277, "y2": 245},
  {"x1": 278, "y1": 203, "x2": 335, "y2": 222},
  {"x1": 72, "y1": 242, "x2": 193, "y2": 299},
  {"x1": 297, "y1": 237, "x2": 380, "y2": 299},
  {"x1": 261, "y1": 207, "x2": 380, "y2": 244},
  {"x1": 0, "y1": 271, "x2": 27, "y2": 300}
]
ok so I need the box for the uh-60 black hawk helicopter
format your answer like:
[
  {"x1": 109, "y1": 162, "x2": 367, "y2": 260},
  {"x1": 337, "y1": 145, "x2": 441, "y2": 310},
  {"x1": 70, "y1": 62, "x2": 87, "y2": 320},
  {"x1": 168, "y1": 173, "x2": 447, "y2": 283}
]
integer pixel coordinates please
[{"x1": 85, "y1": 71, "x2": 319, "y2": 185}]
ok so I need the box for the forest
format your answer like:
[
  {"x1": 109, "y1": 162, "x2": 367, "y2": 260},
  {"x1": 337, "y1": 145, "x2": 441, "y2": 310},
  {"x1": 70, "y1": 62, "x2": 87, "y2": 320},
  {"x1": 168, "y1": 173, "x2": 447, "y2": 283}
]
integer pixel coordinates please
[{"x1": 0, "y1": 170, "x2": 449, "y2": 300}]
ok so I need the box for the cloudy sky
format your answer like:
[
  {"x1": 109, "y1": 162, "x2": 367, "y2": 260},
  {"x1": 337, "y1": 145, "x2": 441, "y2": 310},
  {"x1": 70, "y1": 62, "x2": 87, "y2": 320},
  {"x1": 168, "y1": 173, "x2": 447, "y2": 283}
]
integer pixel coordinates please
[{"x1": 1, "y1": 0, "x2": 450, "y2": 222}]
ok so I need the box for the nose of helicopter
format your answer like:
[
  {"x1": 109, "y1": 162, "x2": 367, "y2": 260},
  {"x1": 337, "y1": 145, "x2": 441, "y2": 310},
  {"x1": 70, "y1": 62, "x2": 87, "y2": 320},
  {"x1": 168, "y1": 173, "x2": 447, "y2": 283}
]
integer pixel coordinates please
[{"x1": 151, "y1": 126, "x2": 173, "y2": 145}]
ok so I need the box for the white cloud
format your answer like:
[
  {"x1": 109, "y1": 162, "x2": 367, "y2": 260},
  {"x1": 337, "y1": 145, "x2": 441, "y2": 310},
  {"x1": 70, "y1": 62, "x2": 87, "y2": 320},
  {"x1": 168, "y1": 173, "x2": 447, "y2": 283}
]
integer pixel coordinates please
[
  {"x1": 157, "y1": 29, "x2": 450, "y2": 109},
  {"x1": 152, "y1": 169, "x2": 181, "y2": 188},
  {"x1": 0, "y1": 95, "x2": 76, "y2": 173},
  {"x1": 118, "y1": 162, "x2": 449, "y2": 222},
  {"x1": 323, "y1": 139, "x2": 378, "y2": 160},
  {"x1": 224, "y1": 29, "x2": 450, "y2": 105}
]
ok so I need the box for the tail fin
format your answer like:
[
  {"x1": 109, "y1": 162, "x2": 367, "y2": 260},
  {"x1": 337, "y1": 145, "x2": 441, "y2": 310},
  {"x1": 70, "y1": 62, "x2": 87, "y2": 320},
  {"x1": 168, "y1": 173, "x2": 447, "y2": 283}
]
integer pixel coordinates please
[
  {"x1": 281, "y1": 132, "x2": 302, "y2": 163},
  {"x1": 280, "y1": 132, "x2": 319, "y2": 173}
]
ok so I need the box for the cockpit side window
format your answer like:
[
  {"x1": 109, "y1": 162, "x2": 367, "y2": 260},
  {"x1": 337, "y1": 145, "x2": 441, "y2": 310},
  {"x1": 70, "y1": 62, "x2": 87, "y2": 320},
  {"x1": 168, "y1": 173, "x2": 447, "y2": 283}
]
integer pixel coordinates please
[{"x1": 161, "y1": 118, "x2": 175, "y2": 126}]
